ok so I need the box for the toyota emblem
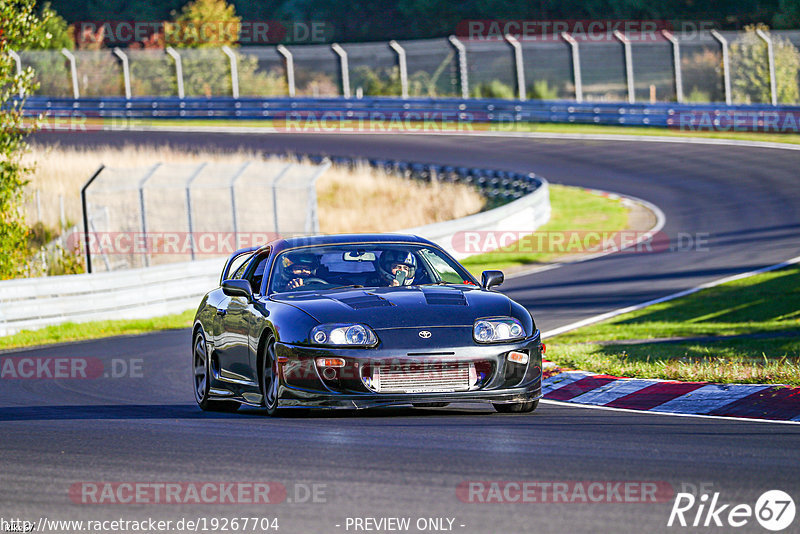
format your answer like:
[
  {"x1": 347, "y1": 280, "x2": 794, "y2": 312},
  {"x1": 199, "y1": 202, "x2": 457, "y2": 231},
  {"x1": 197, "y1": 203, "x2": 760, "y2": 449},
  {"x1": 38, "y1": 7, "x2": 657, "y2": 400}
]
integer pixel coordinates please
[{"x1": 418, "y1": 330, "x2": 432, "y2": 339}]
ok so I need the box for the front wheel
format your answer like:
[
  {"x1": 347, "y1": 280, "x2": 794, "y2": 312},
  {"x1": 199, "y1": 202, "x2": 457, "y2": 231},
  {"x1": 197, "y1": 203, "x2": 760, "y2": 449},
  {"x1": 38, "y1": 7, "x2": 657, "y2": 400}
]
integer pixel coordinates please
[
  {"x1": 493, "y1": 400, "x2": 538, "y2": 413},
  {"x1": 193, "y1": 330, "x2": 239, "y2": 412},
  {"x1": 261, "y1": 336, "x2": 280, "y2": 416}
]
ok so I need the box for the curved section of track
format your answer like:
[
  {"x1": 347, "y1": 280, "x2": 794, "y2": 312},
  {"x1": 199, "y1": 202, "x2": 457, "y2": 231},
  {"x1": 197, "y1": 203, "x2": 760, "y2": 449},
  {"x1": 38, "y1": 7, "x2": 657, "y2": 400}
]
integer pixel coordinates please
[
  {"x1": 35, "y1": 131, "x2": 800, "y2": 331},
  {"x1": 1, "y1": 131, "x2": 797, "y2": 533}
]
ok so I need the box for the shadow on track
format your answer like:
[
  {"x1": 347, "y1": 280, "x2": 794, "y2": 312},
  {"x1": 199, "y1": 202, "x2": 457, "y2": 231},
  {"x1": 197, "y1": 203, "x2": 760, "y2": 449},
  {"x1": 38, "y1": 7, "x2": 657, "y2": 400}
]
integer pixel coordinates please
[{"x1": 0, "y1": 404, "x2": 496, "y2": 421}]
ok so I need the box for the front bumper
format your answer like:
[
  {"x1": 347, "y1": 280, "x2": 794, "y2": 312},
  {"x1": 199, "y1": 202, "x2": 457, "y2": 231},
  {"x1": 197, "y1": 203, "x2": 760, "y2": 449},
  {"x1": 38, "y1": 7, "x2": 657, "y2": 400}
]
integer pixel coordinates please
[{"x1": 273, "y1": 330, "x2": 542, "y2": 409}]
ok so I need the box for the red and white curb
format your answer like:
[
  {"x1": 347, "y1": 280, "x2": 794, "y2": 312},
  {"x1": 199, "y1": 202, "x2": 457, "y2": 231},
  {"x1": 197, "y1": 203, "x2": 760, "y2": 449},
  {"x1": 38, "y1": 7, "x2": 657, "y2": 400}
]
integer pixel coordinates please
[{"x1": 542, "y1": 369, "x2": 800, "y2": 422}]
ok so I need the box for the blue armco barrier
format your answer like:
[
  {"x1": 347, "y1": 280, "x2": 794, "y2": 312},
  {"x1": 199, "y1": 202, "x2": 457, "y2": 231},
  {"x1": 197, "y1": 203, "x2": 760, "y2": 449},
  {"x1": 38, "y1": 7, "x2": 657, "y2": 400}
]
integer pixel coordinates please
[{"x1": 19, "y1": 96, "x2": 800, "y2": 132}]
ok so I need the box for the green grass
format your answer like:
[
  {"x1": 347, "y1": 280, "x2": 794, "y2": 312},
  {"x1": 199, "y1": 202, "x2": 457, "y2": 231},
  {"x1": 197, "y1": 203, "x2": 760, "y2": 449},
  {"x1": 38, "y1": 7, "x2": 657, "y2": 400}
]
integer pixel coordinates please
[
  {"x1": 0, "y1": 309, "x2": 195, "y2": 351},
  {"x1": 547, "y1": 265, "x2": 800, "y2": 385},
  {"x1": 461, "y1": 184, "x2": 629, "y2": 275},
  {"x1": 92, "y1": 117, "x2": 800, "y2": 146},
  {"x1": 510, "y1": 123, "x2": 800, "y2": 146}
]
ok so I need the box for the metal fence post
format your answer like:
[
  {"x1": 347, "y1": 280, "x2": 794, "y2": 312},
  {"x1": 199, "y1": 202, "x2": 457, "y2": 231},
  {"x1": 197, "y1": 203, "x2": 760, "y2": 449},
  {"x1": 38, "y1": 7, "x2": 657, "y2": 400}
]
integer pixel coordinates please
[
  {"x1": 561, "y1": 32, "x2": 583, "y2": 103},
  {"x1": 755, "y1": 28, "x2": 778, "y2": 105},
  {"x1": 81, "y1": 165, "x2": 106, "y2": 273},
  {"x1": 138, "y1": 163, "x2": 162, "y2": 267},
  {"x1": 710, "y1": 30, "x2": 732, "y2": 105},
  {"x1": 504, "y1": 34, "x2": 526, "y2": 100},
  {"x1": 276, "y1": 45, "x2": 295, "y2": 97},
  {"x1": 185, "y1": 163, "x2": 207, "y2": 261},
  {"x1": 661, "y1": 30, "x2": 683, "y2": 103},
  {"x1": 229, "y1": 162, "x2": 251, "y2": 241},
  {"x1": 165, "y1": 46, "x2": 185, "y2": 98},
  {"x1": 8, "y1": 50, "x2": 23, "y2": 97},
  {"x1": 112, "y1": 48, "x2": 131, "y2": 99},
  {"x1": 613, "y1": 30, "x2": 635, "y2": 103},
  {"x1": 448, "y1": 36, "x2": 469, "y2": 99},
  {"x1": 61, "y1": 48, "x2": 79, "y2": 98},
  {"x1": 331, "y1": 43, "x2": 351, "y2": 98},
  {"x1": 389, "y1": 40, "x2": 409, "y2": 98},
  {"x1": 221, "y1": 45, "x2": 239, "y2": 99},
  {"x1": 306, "y1": 159, "x2": 331, "y2": 234},
  {"x1": 271, "y1": 163, "x2": 293, "y2": 237}
]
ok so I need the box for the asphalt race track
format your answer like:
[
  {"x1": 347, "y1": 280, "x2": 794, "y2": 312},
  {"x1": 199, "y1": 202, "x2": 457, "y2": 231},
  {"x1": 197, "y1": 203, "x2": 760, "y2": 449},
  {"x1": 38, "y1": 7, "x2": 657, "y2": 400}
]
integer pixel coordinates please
[{"x1": 1, "y1": 130, "x2": 798, "y2": 533}]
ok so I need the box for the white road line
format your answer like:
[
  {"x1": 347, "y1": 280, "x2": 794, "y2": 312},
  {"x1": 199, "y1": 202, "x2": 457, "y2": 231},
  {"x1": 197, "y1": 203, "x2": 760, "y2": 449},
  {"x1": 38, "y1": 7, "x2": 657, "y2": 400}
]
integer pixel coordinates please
[
  {"x1": 542, "y1": 254, "x2": 800, "y2": 338},
  {"x1": 126, "y1": 124, "x2": 800, "y2": 152},
  {"x1": 540, "y1": 399, "x2": 800, "y2": 425},
  {"x1": 506, "y1": 190, "x2": 666, "y2": 281}
]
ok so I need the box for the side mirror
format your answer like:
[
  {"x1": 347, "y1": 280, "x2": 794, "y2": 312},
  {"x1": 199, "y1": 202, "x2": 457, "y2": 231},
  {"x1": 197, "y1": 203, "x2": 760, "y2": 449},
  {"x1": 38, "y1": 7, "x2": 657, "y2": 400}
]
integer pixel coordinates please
[
  {"x1": 481, "y1": 270, "x2": 504, "y2": 290},
  {"x1": 222, "y1": 279, "x2": 252, "y2": 299}
]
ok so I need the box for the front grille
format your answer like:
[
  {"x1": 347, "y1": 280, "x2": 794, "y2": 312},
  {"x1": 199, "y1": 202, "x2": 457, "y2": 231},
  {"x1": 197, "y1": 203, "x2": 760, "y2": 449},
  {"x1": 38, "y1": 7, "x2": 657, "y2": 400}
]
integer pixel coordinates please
[{"x1": 370, "y1": 362, "x2": 475, "y2": 393}]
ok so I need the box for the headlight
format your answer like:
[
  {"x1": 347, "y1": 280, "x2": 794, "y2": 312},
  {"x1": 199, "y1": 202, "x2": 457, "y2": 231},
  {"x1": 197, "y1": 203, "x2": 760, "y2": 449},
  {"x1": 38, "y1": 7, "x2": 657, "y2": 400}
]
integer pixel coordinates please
[
  {"x1": 310, "y1": 324, "x2": 378, "y2": 346},
  {"x1": 473, "y1": 317, "x2": 525, "y2": 343}
]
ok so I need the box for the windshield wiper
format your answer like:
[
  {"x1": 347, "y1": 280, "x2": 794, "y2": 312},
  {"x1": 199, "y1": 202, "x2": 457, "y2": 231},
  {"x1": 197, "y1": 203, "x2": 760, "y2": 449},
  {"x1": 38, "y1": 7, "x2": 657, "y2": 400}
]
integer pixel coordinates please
[{"x1": 329, "y1": 284, "x2": 365, "y2": 290}]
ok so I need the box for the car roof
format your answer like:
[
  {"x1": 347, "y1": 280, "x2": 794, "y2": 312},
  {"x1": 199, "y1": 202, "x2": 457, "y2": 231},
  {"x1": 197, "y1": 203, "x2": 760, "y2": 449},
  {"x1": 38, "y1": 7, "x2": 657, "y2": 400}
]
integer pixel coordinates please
[{"x1": 260, "y1": 234, "x2": 436, "y2": 254}]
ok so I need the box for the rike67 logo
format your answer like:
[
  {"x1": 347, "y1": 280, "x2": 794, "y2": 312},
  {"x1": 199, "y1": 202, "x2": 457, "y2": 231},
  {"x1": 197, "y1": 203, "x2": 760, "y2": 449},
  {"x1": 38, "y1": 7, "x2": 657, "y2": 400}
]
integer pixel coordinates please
[{"x1": 668, "y1": 490, "x2": 795, "y2": 531}]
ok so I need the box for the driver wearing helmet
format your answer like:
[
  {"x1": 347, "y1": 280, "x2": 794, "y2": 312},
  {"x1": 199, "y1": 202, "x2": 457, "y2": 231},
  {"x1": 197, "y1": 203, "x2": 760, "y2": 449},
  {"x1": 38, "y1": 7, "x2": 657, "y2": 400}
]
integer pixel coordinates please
[
  {"x1": 379, "y1": 250, "x2": 417, "y2": 287},
  {"x1": 282, "y1": 253, "x2": 320, "y2": 290}
]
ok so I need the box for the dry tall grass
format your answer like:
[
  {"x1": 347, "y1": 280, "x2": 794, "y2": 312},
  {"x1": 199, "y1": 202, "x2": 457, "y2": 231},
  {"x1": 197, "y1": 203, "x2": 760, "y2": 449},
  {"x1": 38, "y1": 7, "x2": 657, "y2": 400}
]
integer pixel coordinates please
[
  {"x1": 23, "y1": 144, "x2": 484, "y2": 234},
  {"x1": 317, "y1": 162, "x2": 485, "y2": 233}
]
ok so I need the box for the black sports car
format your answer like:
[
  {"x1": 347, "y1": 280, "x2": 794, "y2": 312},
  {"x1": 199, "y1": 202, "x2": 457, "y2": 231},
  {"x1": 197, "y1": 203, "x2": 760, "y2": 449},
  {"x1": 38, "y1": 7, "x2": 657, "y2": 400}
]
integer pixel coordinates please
[{"x1": 192, "y1": 234, "x2": 543, "y2": 415}]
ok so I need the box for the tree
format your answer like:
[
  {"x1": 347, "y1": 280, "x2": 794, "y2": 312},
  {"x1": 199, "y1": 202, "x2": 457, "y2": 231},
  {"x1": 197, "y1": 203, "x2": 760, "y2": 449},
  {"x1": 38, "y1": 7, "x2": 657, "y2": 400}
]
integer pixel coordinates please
[
  {"x1": 33, "y1": 3, "x2": 74, "y2": 50},
  {"x1": 167, "y1": 0, "x2": 241, "y2": 48},
  {"x1": 773, "y1": 0, "x2": 800, "y2": 29},
  {"x1": 730, "y1": 24, "x2": 800, "y2": 104},
  {"x1": 0, "y1": 0, "x2": 57, "y2": 278}
]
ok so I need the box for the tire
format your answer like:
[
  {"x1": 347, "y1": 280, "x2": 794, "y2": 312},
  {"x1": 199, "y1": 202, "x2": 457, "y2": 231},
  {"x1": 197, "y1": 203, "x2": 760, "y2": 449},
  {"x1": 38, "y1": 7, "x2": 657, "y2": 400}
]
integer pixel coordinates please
[
  {"x1": 493, "y1": 400, "x2": 538, "y2": 413},
  {"x1": 193, "y1": 330, "x2": 239, "y2": 412},
  {"x1": 261, "y1": 336, "x2": 280, "y2": 416},
  {"x1": 412, "y1": 402, "x2": 450, "y2": 408}
]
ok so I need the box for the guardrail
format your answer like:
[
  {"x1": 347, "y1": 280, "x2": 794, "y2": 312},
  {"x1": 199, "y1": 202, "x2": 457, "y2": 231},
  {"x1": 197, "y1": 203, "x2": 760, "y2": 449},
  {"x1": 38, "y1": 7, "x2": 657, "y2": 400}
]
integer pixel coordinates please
[
  {"x1": 21, "y1": 96, "x2": 800, "y2": 131},
  {"x1": 0, "y1": 158, "x2": 549, "y2": 336},
  {"x1": 0, "y1": 257, "x2": 226, "y2": 336},
  {"x1": 302, "y1": 154, "x2": 542, "y2": 201}
]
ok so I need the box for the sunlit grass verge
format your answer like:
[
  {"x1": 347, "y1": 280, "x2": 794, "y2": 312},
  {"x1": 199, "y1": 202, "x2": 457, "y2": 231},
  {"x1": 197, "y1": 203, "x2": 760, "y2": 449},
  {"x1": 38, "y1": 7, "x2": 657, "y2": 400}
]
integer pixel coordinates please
[
  {"x1": 71, "y1": 118, "x2": 800, "y2": 147},
  {"x1": 461, "y1": 184, "x2": 629, "y2": 275},
  {"x1": 547, "y1": 265, "x2": 800, "y2": 385},
  {"x1": 0, "y1": 309, "x2": 195, "y2": 351}
]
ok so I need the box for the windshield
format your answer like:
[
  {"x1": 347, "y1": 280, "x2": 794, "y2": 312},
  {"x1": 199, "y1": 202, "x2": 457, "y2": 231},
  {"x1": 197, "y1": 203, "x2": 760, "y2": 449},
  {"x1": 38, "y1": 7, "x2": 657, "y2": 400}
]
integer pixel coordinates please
[{"x1": 269, "y1": 243, "x2": 478, "y2": 293}]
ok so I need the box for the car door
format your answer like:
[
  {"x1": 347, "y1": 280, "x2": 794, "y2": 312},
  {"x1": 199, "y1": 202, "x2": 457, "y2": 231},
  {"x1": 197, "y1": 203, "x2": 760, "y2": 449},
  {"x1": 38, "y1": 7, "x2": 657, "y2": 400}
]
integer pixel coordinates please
[{"x1": 218, "y1": 250, "x2": 270, "y2": 385}]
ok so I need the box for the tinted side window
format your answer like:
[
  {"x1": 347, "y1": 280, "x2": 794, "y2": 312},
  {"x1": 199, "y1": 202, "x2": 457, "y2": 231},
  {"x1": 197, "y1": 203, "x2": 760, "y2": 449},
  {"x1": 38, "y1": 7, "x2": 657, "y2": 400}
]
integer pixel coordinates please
[
  {"x1": 245, "y1": 251, "x2": 271, "y2": 293},
  {"x1": 231, "y1": 257, "x2": 250, "y2": 279}
]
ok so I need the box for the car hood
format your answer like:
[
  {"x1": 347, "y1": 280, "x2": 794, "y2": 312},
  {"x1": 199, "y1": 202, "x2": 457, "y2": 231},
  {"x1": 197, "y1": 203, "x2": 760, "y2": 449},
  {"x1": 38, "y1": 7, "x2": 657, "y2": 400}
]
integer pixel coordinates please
[{"x1": 269, "y1": 285, "x2": 511, "y2": 329}]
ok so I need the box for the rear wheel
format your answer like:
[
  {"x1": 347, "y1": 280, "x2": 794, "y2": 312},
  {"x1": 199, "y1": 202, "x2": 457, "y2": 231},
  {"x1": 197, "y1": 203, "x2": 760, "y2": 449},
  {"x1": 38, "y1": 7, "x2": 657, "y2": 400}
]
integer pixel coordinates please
[
  {"x1": 193, "y1": 330, "x2": 239, "y2": 412},
  {"x1": 493, "y1": 400, "x2": 538, "y2": 413},
  {"x1": 261, "y1": 336, "x2": 280, "y2": 416}
]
